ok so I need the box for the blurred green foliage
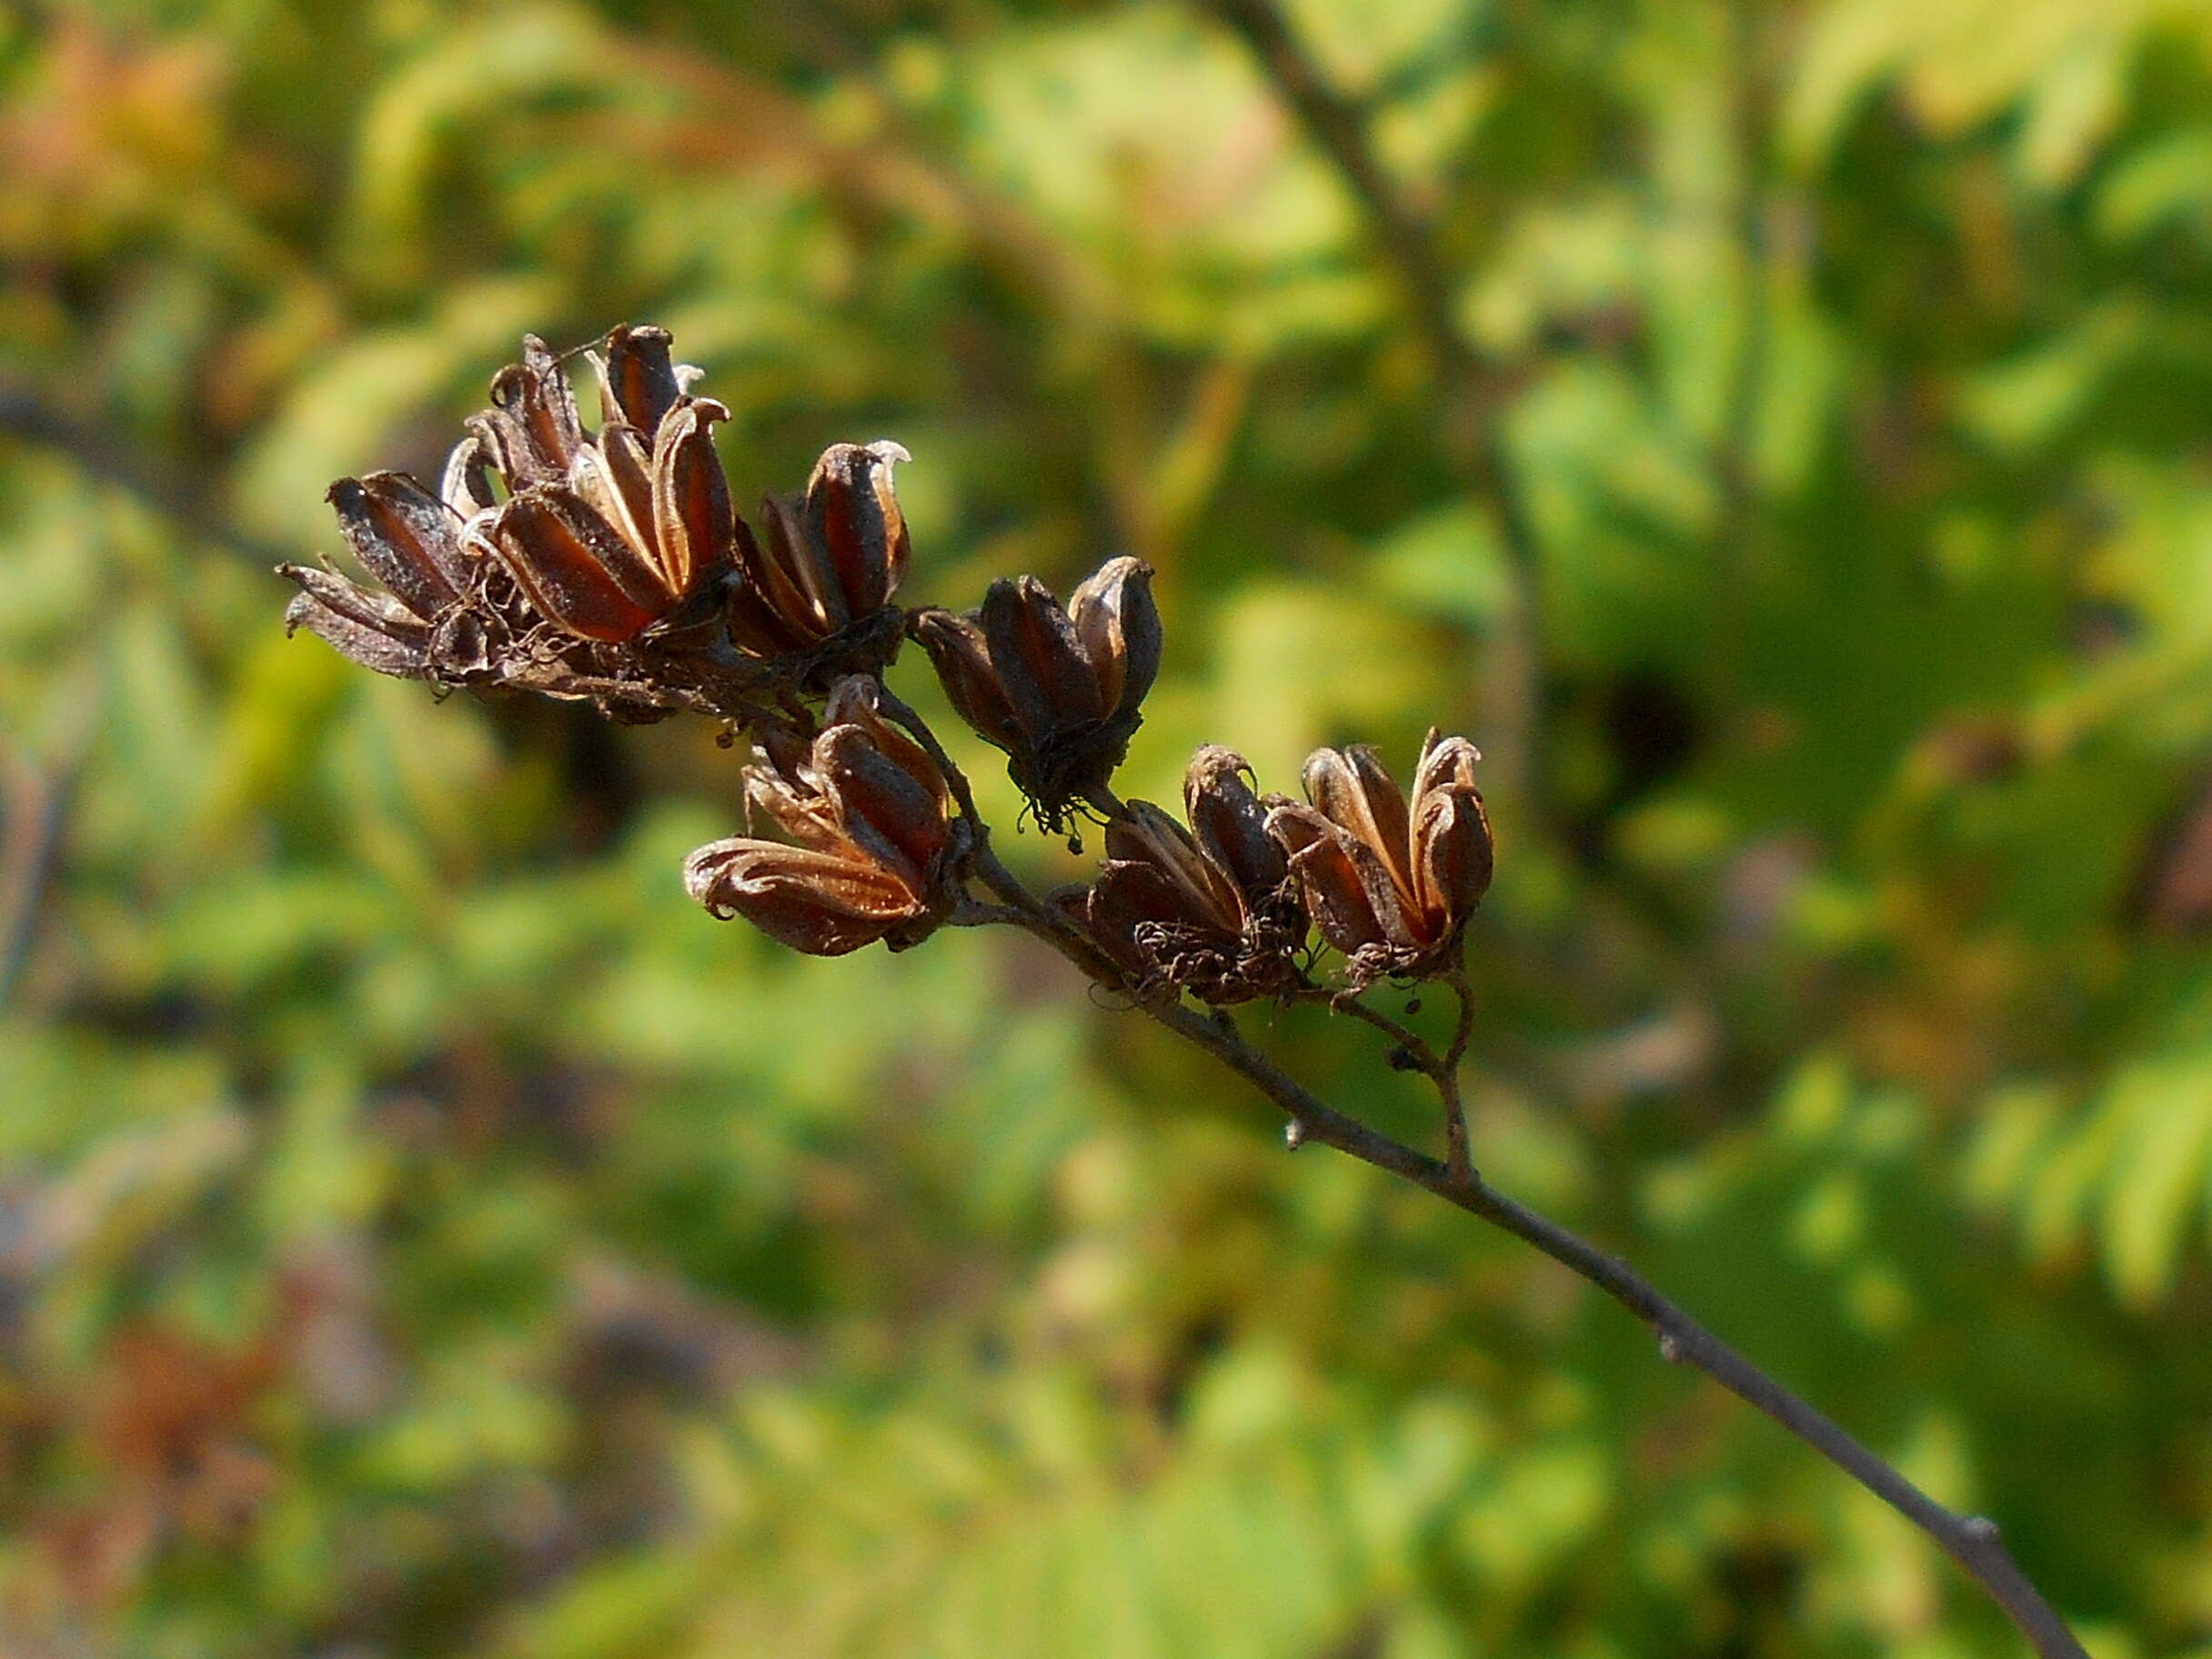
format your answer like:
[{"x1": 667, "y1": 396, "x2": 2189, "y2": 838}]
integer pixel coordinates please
[{"x1": 5, "y1": 0, "x2": 2212, "y2": 1654}]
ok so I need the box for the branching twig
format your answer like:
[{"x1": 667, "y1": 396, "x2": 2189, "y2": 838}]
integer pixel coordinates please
[
  {"x1": 970, "y1": 833, "x2": 2087, "y2": 1659},
  {"x1": 1205, "y1": 0, "x2": 1550, "y2": 824}
]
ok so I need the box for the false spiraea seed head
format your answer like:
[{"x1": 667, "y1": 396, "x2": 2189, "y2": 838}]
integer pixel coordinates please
[
  {"x1": 1059, "y1": 746, "x2": 1305, "y2": 1005},
  {"x1": 464, "y1": 330, "x2": 736, "y2": 644},
  {"x1": 910, "y1": 556, "x2": 1161, "y2": 835},
  {"x1": 684, "y1": 678, "x2": 967, "y2": 955},
  {"x1": 1266, "y1": 729, "x2": 1492, "y2": 987},
  {"x1": 724, "y1": 440, "x2": 913, "y2": 689},
  {"x1": 280, "y1": 327, "x2": 744, "y2": 719}
]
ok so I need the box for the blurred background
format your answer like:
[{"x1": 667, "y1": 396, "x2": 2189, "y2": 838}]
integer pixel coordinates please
[{"x1": 4, "y1": 0, "x2": 2211, "y2": 1654}]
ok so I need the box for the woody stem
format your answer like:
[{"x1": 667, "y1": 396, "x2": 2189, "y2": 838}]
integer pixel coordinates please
[
  {"x1": 883, "y1": 694, "x2": 2083, "y2": 1658},
  {"x1": 1140, "y1": 986, "x2": 2084, "y2": 1658},
  {"x1": 960, "y1": 843, "x2": 2083, "y2": 1658}
]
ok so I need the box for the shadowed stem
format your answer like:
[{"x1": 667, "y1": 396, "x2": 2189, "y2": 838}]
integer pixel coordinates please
[{"x1": 949, "y1": 782, "x2": 2084, "y2": 1659}]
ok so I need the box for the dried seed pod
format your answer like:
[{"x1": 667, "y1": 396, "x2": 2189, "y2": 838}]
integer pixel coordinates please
[
  {"x1": 1266, "y1": 729, "x2": 1492, "y2": 985},
  {"x1": 685, "y1": 678, "x2": 964, "y2": 955},
  {"x1": 911, "y1": 556, "x2": 1161, "y2": 834},
  {"x1": 458, "y1": 329, "x2": 736, "y2": 630},
  {"x1": 724, "y1": 441, "x2": 913, "y2": 686},
  {"x1": 1063, "y1": 747, "x2": 1305, "y2": 1004},
  {"x1": 488, "y1": 487, "x2": 677, "y2": 642},
  {"x1": 483, "y1": 392, "x2": 737, "y2": 645}
]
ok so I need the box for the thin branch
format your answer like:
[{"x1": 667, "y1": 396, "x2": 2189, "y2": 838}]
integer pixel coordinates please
[
  {"x1": 1305, "y1": 985, "x2": 1439, "y2": 1070},
  {"x1": 972, "y1": 855, "x2": 2086, "y2": 1659},
  {"x1": 1203, "y1": 0, "x2": 1551, "y2": 829},
  {"x1": 950, "y1": 898, "x2": 1028, "y2": 928}
]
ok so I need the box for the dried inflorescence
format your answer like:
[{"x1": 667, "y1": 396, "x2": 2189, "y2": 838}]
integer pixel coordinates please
[
  {"x1": 684, "y1": 678, "x2": 966, "y2": 955},
  {"x1": 280, "y1": 327, "x2": 910, "y2": 723},
  {"x1": 910, "y1": 557, "x2": 1161, "y2": 836},
  {"x1": 1267, "y1": 732, "x2": 1493, "y2": 987},
  {"x1": 278, "y1": 320, "x2": 1491, "y2": 1000},
  {"x1": 1059, "y1": 747, "x2": 1306, "y2": 1004},
  {"x1": 466, "y1": 328, "x2": 733, "y2": 644},
  {"x1": 725, "y1": 441, "x2": 913, "y2": 689}
]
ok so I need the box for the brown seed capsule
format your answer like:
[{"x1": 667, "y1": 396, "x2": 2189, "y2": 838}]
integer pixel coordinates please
[
  {"x1": 452, "y1": 329, "x2": 736, "y2": 638},
  {"x1": 911, "y1": 556, "x2": 1161, "y2": 834},
  {"x1": 1266, "y1": 729, "x2": 1492, "y2": 985},
  {"x1": 588, "y1": 324, "x2": 689, "y2": 438},
  {"x1": 685, "y1": 679, "x2": 964, "y2": 955},
  {"x1": 481, "y1": 396, "x2": 737, "y2": 645},
  {"x1": 1063, "y1": 747, "x2": 1305, "y2": 1004},
  {"x1": 278, "y1": 473, "x2": 498, "y2": 682},
  {"x1": 723, "y1": 441, "x2": 913, "y2": 685}
]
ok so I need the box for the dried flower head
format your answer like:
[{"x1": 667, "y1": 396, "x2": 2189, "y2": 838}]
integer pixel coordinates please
[
  {"x1": 910, "y1": 556, "x2": 1161, "y2": 835},
  {"x1": 723, "y1": 441, "x2": 913, "y2": 687},
  {"x1": 1061, "y1": 746, "x2": 1306, "y2": 1004},
  {"x1": 684, "y1": 678, "x2": 965, "y2": 955},
  {"x1": 282, "y1": 327, "x2": 773, "y2": 722},
  {"x1": 1266, "y1": 730, "x2": 1492, "y2": 985},
  {"x1": 462, "y1": 331, "x2": 736, "y2": 643}
]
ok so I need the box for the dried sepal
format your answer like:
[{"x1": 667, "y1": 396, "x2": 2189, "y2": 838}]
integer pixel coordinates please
[
  {"x1": 1185, "y1": 745, "x2": 1288, "y2": 902},
  {"x1": 590, "y1": 324, "x2": 684, "y2": 437},
  {"x1": 910, "y1": 555, "x2": 1161, "y2": 835},
  {"x1": 908, "y1": 609, "x2": 1021, "y2": 747},
  {"x1": 685, "y1": 843, "x2": 926, "y2": 956},
  {"x1": 1409, "y1": 733, "x2": 1493, "y2": 930},
  {"x1": 278, "y1": 472, "x2": 505, "y2": 685},
  {"x1": 327, "y1": 473, "x2": 468, "y2": 619},
  {"x1": 471, "y1": 334, "x2": 586, "y2": 488},
  {"x1": 647, "y1": 397, "x2": 734, "y2": 600},
  {"x1": 1069, "y1": 556, "x2": 1162, "y2": 724},
  {"x1": 1267, "y1": 729, "x2": 1492, "y2": 985},
  {"x1": 281, "y1": 578, "x2": 433, "y2": 679},
  {"x1": 489, "y1": 487, "x2": 675, "y2": 643},
  {"x1": 440, "y1": 435, "x2": 498, "y2": 522}
]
